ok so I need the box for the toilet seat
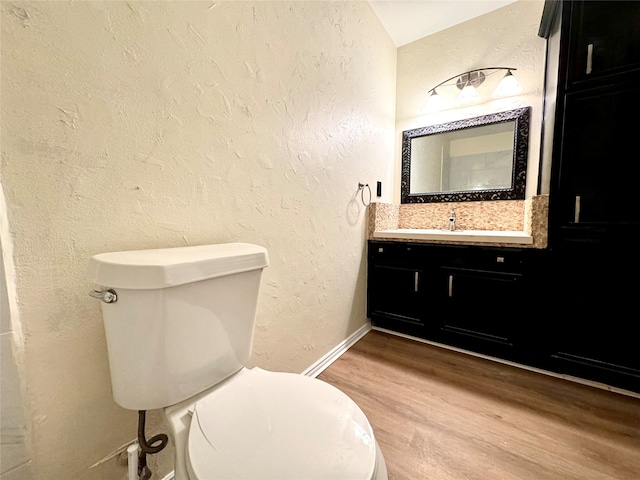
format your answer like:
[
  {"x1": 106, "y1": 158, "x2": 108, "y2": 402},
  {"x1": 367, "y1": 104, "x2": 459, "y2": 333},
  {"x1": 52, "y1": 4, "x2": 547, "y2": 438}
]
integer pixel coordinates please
[{"x1": 186, "y1": 368, "x2": 378, "y2": 480}]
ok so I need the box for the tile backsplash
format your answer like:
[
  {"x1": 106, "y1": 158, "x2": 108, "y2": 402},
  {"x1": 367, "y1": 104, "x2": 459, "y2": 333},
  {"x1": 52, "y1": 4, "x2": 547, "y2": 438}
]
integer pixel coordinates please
[{"x1": 368, "y1": 195, "x2": 549, "y2": 248}]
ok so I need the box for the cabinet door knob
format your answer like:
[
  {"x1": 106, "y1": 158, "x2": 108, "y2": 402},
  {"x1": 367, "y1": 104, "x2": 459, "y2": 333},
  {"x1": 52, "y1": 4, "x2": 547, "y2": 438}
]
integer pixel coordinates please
[
  {"x1": 586, "y1": 43, "x2": 593, "y2": 74},
  {"x1": 414, "y1": 271, "x2": 419, "y2": 292},
  {"x1": 448, "y1": 275, "x2": 454, "y2": 297},
  {"x1": 575, "y1": 195, "x2": 581, "y2": 223}
]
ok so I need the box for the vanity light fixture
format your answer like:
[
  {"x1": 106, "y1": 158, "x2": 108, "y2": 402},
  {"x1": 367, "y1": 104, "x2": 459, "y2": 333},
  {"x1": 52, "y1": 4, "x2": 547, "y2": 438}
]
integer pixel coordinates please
[{"x1": 423, "y1": 67, "x2": 522, "y2": 111}]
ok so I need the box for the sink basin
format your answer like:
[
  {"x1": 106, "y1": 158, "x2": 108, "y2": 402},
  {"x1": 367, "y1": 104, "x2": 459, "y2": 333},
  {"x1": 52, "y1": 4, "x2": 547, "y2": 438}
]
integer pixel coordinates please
[{"x1": 372, "y1": 228, "x2": 533, "y2": 245}]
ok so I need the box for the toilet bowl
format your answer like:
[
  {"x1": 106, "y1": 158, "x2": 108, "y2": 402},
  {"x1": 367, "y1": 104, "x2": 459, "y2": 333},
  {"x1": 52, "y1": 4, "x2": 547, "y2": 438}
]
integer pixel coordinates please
[
  {"x1": 165, "y1": 368, "x2": 388, "y2": 480},
  {"x1": 88, "y1": 243, "x2": 388, "y2": 480}
]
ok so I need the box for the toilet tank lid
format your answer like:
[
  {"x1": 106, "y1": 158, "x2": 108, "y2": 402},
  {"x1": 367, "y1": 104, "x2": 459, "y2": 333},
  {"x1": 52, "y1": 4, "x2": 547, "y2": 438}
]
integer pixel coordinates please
[{"x1": 87, "y1": 243, "x2": 269, "y2": 289}]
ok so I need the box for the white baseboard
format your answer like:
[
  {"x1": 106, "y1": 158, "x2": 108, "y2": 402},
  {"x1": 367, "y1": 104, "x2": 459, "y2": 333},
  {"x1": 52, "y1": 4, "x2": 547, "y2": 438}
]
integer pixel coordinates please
[{"x1": 301, "y1": 322, "x2": 372, "y2": 378}]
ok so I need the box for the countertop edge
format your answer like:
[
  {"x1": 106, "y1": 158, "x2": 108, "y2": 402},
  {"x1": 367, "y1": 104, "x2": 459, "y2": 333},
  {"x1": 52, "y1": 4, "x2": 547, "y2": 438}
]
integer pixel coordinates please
[{"x1": 372, "y1": 229, "x2": 534, "y2": 246}]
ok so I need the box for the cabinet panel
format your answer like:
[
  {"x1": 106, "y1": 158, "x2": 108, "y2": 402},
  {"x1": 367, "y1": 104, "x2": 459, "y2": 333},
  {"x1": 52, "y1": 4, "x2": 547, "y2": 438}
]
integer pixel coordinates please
[
  {"x1": 369, "y1": 264, "x2": 424, "y2": 325},
  {"x1": 367, "y1": 241, "x2": 433, "y2": 337},
  {"x1": 553, "y1": 81, "x2": 640, "y2": 230},
  {"x1": 566, "y1": 1, "x2": 640, "y2": 87},
  {"x1": 548, "y1": 236, "x2": 640, "y2": 392},
  {"x1": 433, "y1": 267, "x2": 525, "y2": 361},
  {"x1": 440, "y1": 268, "x2": 521, "y2": 344}
]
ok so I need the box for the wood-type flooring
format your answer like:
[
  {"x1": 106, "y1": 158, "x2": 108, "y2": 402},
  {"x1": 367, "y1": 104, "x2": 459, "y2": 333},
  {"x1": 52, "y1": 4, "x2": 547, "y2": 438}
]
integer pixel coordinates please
[{"x1": 317, "y1": 330, "x2": 640, "y2": 480}]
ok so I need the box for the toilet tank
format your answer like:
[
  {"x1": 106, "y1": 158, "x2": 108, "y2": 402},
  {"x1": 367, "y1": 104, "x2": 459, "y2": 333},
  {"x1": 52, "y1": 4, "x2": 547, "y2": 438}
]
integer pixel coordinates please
[{"x1": 87, "y1": 243, "x2": 269, "y2": 411}]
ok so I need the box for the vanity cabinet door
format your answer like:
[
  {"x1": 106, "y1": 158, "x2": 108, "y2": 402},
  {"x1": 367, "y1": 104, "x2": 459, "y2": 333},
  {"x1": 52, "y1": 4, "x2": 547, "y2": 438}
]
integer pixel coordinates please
[
  {"x1": 436, "y1": 267, "x2": 523, "y2": 360},
  {"x1": 547, "y1": 235, "x2": 640, "y2": 393},
  {"x1": 367, "y1": 241, "x2": 432, "y2": 337},
  {"x1": 552, "y1": 81, "x2": 640, "y2": 233},
  {"x1": 430, "y1": 246, "x2": 533, "y2": 362},
  {"x1": 368, "y1": 264, "x2": 425, "y2": 327},
  {"x1": 565, "y1": 1, "x2": 640, "y2": 88}
]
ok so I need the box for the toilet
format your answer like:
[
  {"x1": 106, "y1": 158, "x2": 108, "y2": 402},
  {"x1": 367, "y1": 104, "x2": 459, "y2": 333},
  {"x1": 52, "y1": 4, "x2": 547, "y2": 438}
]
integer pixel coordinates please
[{"x1": 87, "y1": 242, "x2": 388, "y2": 480}]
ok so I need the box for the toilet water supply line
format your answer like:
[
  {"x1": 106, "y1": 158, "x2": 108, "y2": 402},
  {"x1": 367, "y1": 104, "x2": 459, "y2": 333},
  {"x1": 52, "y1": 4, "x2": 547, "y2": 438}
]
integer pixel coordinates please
[{"x1": 133, "y1": 410, "x2": 168, "y2": 480}]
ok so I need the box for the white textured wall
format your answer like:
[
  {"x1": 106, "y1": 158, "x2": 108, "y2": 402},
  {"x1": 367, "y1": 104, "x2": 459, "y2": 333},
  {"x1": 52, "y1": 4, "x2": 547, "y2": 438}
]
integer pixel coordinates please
[
  {"x1": 395, "y1": 0, "x2": 546, "y2": 202},
  {"x1": 0, "y1": 1, "x2": 396, "y2": 479}
]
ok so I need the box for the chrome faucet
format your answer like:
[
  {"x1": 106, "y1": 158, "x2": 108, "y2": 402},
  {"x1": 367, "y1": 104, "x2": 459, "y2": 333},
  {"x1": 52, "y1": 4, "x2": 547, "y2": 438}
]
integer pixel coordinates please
[{"x1": 448, "y1": 209, "x2": 456, "y2": 231}]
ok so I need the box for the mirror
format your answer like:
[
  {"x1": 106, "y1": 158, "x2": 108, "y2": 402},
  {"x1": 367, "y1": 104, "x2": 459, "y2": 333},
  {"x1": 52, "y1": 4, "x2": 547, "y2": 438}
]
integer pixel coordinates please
[{"x1": 401, "y1": 107, "x2": 530, "y2": 203}]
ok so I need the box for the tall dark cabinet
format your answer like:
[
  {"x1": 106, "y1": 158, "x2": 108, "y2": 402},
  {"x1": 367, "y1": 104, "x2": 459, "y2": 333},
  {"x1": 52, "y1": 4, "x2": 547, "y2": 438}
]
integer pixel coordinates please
[{"x1": 540, "y1": 0, "x2": 640, "y2": 392}]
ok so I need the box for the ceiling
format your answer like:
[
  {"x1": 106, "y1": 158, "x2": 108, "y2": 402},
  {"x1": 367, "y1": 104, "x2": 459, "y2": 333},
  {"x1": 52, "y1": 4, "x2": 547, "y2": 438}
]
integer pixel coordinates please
[{"x1": 368, "y1": 0, "x2": 520, "y2": 47}]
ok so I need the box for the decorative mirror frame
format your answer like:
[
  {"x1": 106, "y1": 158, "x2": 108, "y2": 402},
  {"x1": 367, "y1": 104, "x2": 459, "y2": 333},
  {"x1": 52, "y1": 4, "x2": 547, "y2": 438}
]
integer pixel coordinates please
[{"x1": 401, "y1": 106, "x2": 531, "y2": 203}]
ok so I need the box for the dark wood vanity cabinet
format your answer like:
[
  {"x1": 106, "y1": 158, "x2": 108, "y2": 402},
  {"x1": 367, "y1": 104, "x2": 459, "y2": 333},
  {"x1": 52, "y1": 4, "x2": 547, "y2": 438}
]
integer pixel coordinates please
[
  {"x1": 540, "y1": 0, "x2": 640, "y2": 393},
  {"x1": 367, "y1": 238, "x2": 639, "y2": 393},
  {"x1": 367, "y1": 241, "x2": 546, "y2": 364}
]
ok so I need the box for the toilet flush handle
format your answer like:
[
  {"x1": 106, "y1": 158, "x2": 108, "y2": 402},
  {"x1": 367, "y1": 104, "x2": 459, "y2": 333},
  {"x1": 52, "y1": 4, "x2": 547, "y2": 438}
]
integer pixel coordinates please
[{"x1": 89, "y1": 288, "x2": 118, "y2": 304}]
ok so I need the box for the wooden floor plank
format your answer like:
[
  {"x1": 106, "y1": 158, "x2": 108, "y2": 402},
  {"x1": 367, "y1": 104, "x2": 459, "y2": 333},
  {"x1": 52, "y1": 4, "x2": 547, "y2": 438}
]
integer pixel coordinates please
[{"x1": 317, "y1": 330, "x2": 640, "y2": 480}]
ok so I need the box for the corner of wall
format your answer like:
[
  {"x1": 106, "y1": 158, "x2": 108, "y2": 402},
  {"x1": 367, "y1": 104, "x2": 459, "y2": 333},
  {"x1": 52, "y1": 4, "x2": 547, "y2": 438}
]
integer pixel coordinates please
[{"x1": 0, "y1": 181, "x2": 33, "y2": 479}]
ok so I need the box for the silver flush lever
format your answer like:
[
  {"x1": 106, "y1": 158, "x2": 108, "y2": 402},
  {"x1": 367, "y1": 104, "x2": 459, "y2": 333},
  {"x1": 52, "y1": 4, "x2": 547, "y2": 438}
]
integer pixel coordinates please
[{"x1": 89, "y1": 289, "x2": 118, "y2": 303}]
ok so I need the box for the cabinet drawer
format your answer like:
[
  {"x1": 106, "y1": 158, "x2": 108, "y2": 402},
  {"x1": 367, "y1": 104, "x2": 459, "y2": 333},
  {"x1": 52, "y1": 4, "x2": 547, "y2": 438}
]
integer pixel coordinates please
[
  {"x1": 368, "y1": 241, "x2": 426, "y2": 265},
  {"x1": 443, "y1": 247, "x2": 526, "y2": 274},
  {"x1": 369, "y1": 241, "x2": 527, "y2": 273}
]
